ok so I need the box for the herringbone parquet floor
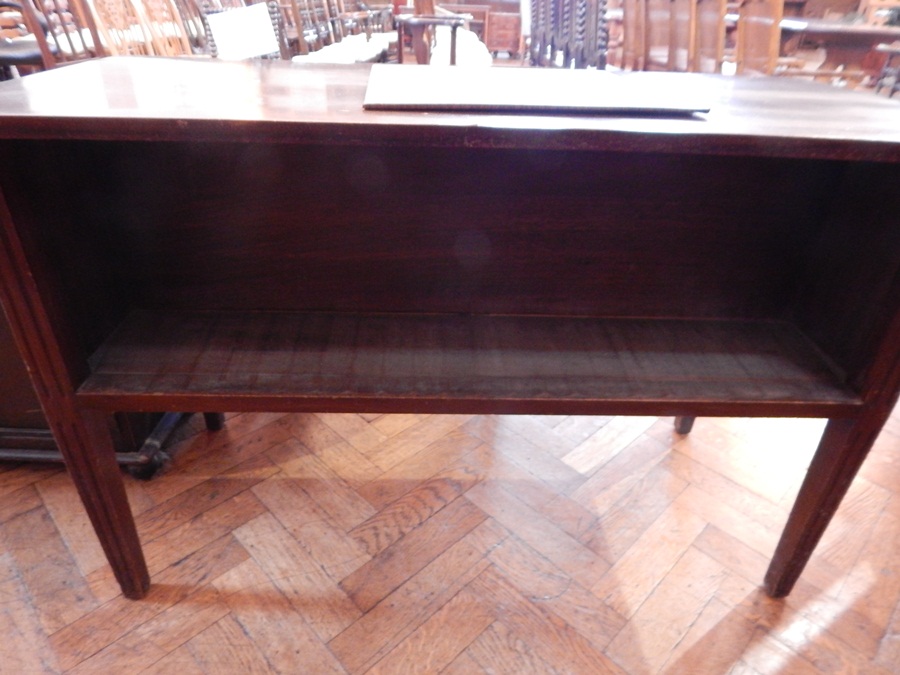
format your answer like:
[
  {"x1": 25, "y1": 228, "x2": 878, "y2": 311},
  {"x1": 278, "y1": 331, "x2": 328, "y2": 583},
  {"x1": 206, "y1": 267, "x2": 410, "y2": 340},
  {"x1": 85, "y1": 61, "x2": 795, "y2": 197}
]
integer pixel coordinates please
[{"x1": 2, "y1": 408, "x2": 899, "y2": 673}]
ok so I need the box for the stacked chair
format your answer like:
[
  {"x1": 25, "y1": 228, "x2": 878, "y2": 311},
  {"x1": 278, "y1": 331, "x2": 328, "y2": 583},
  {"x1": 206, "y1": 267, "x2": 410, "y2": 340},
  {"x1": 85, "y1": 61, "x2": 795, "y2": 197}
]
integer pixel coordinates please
[
  {"x1": 529, "y1": 0, "x2": 609, "y2": 68},
  {"x1": 616, "y1": 0, "x2": 819, "y2": 77},
  {"x1": 621, "y1": 0, "x2": 728, "y2": 73},
  {"x1": 288, "y1": 0, "x2": 396, "y2": 62},
  {"x1": 0, "y1": 0, "x2": 105, "y2": 78},
  {"x1": 0, "y1": 0, "x2": 398, "y2": 78}
]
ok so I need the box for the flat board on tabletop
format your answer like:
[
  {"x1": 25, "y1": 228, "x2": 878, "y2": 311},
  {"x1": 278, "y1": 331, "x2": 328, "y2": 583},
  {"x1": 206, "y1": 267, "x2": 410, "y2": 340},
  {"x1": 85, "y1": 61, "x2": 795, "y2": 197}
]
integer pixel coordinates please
[{"x1": 362, "y1": 63, "x2": 714, "y2": 115}]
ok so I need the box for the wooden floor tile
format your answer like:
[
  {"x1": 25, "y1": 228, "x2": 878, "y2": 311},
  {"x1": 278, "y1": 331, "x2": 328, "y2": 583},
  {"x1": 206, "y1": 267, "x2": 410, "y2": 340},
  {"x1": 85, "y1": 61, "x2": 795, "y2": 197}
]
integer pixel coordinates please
[
  {"x1": 366, "y1": 585, "x2": 496, "y2": 674},
  {"x1": 458, "y1": 620, "x2": 562, "y2": 674},
  {"x1": 355, "y1": 428, "x2": 483, "y2": 510},
  {"x1": 1, "y1": 407, "x2": 898, "y2": 673},
  {"x1": 233, "y1": 512, "x2": 361, "y2": 641},
  {"x1": 468, "y1": 567, "x2": 627, "y2": 674},
  {"x1": 340, "y1": 495, "x2": 487, "y2": 612},
  {"x1": 250, "y1": 474, "x2": 371, "y2": 581},
  {"x1": 0, "y1": 551, "x2": 62, "y2": 673},
  {"x1": 591, "y1": 492, "x2": 707, "y2": 619},
  {"x1": 181, "y1": 614, "x2": 273, "y2": 673},
  {"x1": 466, "y1": 480, "x2": 610, "y2": 589},
  {"x1": 212, "y1": 558, "x2": 346, "y2": 674},
  {"x1": 328, "y1": 519, "x2": 506, "y2": 674}
]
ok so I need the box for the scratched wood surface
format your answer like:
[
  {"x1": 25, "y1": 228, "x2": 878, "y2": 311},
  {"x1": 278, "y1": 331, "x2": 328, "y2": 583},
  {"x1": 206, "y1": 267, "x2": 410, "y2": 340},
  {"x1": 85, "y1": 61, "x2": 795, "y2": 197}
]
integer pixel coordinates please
[{"x1": 1, "y1": 407, "x2": 899, "y2": 673}]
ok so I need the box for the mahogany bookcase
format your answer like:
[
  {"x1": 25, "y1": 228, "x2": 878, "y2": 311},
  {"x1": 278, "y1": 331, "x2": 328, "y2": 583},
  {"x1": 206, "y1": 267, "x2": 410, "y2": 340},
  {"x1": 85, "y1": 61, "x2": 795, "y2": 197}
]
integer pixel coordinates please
[{"x1": 0, "y1": 58, "x2": 898, "y2": 600}]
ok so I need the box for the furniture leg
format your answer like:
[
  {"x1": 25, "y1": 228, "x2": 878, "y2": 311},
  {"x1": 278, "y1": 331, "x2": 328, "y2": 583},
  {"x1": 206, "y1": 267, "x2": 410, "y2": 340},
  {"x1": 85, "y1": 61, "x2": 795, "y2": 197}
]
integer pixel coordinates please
[
  {"x1": 0, "y1": 189, "x2": 149, "y2": 599},
  {"x1": 203, "y1": 412, "x2": 226, "y2": 431},
  {"x1": 64, "y1": 407, "x2": 150, "y2": 598},
  {"x1": 764, "y1": 411, "x2": 891, "y2": 597},
  {"x1": 412, "y1": 24, "x2": 430, "y2": 64},
  {"x1": 449, "y1": 23, "x2": 458, "y2": 65},
  {"x1": 674, "y1": 415, "x2": 695, "y2": 434}
]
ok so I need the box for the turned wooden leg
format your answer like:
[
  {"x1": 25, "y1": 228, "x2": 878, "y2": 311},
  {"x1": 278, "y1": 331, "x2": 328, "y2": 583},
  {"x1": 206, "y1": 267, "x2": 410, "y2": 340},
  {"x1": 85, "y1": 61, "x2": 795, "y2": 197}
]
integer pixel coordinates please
[
  {"x1": 765, "y1": 413, "x2": 888, "y2": 597},
  {"x1": 674, "y1": 416, "x2": 696, "y2": 434},
  {"x1": 203, "y1": 412, "x2": 226, "y2": 432}
]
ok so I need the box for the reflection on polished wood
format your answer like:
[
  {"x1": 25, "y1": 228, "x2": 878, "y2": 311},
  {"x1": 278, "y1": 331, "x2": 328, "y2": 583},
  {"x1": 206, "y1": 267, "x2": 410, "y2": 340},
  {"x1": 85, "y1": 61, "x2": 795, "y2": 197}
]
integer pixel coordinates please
[{"x1": 0, "y1": 408, "x2": 899, "y2": 672}]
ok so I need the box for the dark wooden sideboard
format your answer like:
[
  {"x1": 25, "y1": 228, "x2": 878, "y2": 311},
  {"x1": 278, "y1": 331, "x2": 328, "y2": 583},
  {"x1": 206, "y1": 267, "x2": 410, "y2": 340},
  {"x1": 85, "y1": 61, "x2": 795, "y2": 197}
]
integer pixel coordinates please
[
  {"x1": 1, "y1": 283, "x2": 177, "y2": 470},
  {"x1": 0, "y1": 301, "x2": 46, "y2": 430},
  {"x1": 0, "y1": 58, "x2": 899, "y2": 600}
]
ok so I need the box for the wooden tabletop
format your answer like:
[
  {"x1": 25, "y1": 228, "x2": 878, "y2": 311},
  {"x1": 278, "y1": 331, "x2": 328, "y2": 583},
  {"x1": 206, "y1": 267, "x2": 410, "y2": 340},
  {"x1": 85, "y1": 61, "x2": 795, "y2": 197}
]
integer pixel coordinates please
[{"x1": 0, "y1": 57, "x2": 898, "y2": 161}]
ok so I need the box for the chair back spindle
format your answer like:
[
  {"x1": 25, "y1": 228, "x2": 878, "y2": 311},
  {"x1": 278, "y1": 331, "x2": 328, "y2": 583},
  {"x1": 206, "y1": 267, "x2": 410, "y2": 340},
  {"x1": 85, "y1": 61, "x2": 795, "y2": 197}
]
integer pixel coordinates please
[{"x1": 736, "y1": 0, "x2": 782, "y2": 74}]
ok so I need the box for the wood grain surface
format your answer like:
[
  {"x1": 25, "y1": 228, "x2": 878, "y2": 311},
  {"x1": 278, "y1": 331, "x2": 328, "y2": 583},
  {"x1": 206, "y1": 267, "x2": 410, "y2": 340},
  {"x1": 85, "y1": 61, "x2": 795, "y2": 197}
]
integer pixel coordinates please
[{"x1": 1, "y1": 407, "x2": 898, "y2": 672}]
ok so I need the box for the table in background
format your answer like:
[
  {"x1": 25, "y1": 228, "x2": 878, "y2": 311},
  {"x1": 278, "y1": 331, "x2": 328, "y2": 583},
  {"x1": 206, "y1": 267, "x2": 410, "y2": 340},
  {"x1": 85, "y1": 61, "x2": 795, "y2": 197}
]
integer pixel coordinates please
[{"x1": 780, "y1": 17, "x2": 900, "y2": 75}]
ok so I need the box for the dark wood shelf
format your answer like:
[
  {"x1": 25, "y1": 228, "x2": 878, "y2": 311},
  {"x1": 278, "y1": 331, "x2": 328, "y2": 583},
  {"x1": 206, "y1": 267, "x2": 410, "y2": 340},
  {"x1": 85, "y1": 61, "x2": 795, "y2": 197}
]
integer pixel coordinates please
[{"x1": 78, "y1": 310, "x2": 861, "y2": 416}]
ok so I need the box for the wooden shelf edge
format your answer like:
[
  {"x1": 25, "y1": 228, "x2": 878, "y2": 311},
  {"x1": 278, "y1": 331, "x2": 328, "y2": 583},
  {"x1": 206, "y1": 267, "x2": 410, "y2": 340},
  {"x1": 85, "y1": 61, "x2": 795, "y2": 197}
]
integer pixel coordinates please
[
  {"x1": 74, "y1": 389, "x2": 863, "y2": 418},
  {"x1": 76, "y1": 310, "x2": 862, "y2": 419}
]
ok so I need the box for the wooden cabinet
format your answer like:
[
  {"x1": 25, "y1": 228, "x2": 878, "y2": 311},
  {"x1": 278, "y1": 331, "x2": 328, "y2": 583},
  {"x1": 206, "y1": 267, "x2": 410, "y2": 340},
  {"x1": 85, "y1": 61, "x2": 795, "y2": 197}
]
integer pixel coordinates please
[
  {"x1": 0, "y1": 306, "x2": 57, "y2": 457},
  {"x1": 1, "y1": 59, "x2": 899, "y2": 601},
  {"x1": 1, "y1": 308, "x2": 170, "y2": 468},
  {"x1": 1, "y1": 248, "x2": 188, "y2": 472},
  {"x1": 444, "y1": 0, "x2": 522, "y2": 56},
  {"x1": 0, "y1": 307, "x2": 46, "y2": 431},
  {"x1": 485, "y1": 11, "x2": 522, "y2": 55}
]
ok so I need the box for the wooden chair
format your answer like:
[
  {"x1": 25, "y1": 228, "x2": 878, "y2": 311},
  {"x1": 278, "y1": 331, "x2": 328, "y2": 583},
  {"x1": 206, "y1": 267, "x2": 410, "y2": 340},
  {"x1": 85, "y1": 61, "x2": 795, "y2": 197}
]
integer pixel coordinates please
[
  {"x1": 643, "y1": 0, "x2": 671, "y2": 69},
  {"x1": 288, "y1": 0, "x2": 394, "y2": 61},
  {"x1": 199, "y1": 0, "x2": 290, "y2": 58},
  {"x1": 306, "y1": 0, "x2": 338, "y2": 43},
  {"x1": 553, "y1": 0, "x2": 572, "y2": 65},
  {"x1": 735, "y1": 0, "x2": 810, "y2": 75},
  {"x1": 1, "y1": 0, "x2": 104, "y2": 73},
  {"x1": 140, "y1": 0, "x2": 196, "y2": 55},
  {"x1": 283, "y1": 0, "x2": 330, "y2": 53},
  {"x1": 90, "y1": 0, "x2": 156, "y2": 55},
  {"x1": 170, "y1": 0, "x2": 206, "y2": 50},
  {"x1": 735, "y1": 0, "x2": 783, "y2": 74},
  {"x1": 859, "y1": 0, "x2": 900, "y2": 24},
  {"x1": 528, "y1": 0, "x2": 551, "y2": 64},
  {"x1": 327, "y1": 0, "x2": 389, "y2": 39},
  {"x1": 530, "y1": 0, "x2": 572, "y2": 65},
  {"x1": 693, "y1": 0, "x2": 724, "y2": 72},
  {"x1": 320, "y1": 0, "x2": 346, "y2": 40},
  {"x1": 669, "y1": 0, "x2": 696, "y2": 70},
  {"x1": 592, "y1": 0, "x2": 612, "y2": 68},
  {"x1": 552, "y1": 0, "x2": 572, "y2": 66},
  {"x1": 561, "y1": 0, "x2": 607, "y2": 68},
  {"x1": 528, "y1": 0, "x2": 607, "y2": 67},
  {"x1": 285, "y1": 0, "x2": 385, "y2": 56},
  {"x1": 621, "y1": 0, "x2": 646, "y2": 69},
  {"x1": 622, "y1": 0, "x2": 721, "y2": 72},
  {"x1": 0, "y1": 0, "x2": 20, "y2": 36},
  {"x1": 0, "y1": 0, "x2": 47, "y2": 78},
  {"x1": 396, "y1": 0, "x2": 464, "y2": 64},
  {"x1": 279, "y1": 0, "x2": 309, "y2": 53},
  {"x1": 441, "y1": 2, "x2": 489, "y2": 42},
  {"x1": 593, "y1": 0, "x2": 611, "y2": 67},
  {"x1": 874, "y1": 41, "x2": 900, "y2": 96}
]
